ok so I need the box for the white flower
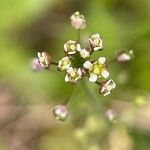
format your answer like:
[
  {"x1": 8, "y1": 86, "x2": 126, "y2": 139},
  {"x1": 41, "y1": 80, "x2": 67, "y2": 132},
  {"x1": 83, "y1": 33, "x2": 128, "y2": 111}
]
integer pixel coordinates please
[
  {"x1": 89, "y1": 33, "x2": 103, "y2": 51},
  {"x1": 100, "y1": 79, "x2": 116, "y2": 96},
  {"x1": 83, "y1": 57, "x2": 109, "y2": 82},
  {"x1": 65, "y1": 67, "x2": 82, "y2": 83},
  {"x1": 52, "y1": 105, "x2": 69, "y2": 121},
  {"x1": 64, "y1": 40, "x2": 81, "y2": 55},
  {"x1": 37, "y1": 52, "x2": 51, "y2": 68},
  {"x1": 79, "y1": 48, "x2": 90, "y2": 59},
  {"x1": 58, "y1": 56, "x2": 71, "y2": 71},
  {"x1": 70, "y1": 11, "x2": 86, "y2": 30},
  {"x1": 117, "y1": 50, "x2": 134, "y2": 62}
]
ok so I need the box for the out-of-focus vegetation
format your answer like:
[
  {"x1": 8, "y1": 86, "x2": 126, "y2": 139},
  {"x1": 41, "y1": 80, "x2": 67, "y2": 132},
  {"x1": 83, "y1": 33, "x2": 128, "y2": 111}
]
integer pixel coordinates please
[{"x1": 0, "y1": 0, "x2": 150, "y2": 150}]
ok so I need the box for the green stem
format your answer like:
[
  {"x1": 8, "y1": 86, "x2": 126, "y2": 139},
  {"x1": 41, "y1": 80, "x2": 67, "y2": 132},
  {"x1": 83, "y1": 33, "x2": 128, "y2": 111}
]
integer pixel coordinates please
[
  {"x1": 51, "y1": 61, "x2": 58, "y2": 66},
  {"x1": 63, "y1": 85, "x2": 76, "y2": 105},
  {"x1": 95, "y1": 81, "x2": 100, "y2": 85},
  {"x1": 82, "y1": 80, "x2": 102, "y2": 112}
]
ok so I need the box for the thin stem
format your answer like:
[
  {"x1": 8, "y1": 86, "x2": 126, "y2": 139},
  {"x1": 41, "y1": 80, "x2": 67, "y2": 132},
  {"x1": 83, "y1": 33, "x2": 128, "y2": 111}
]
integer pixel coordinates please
[
  {"x1": 63, "y1": 85, "x2": 76, "y2": 105},
  {"x1": 95, "y1": 81, "x2": 100, "y2": 85},
  {"x1": 51, "y1": 61, "x2": 58, "y2": 66},
  {"x1": 82, "y1": 80, "x2": 102, "y2": 112},
  {"x1": 77, "y1": 29, "x2": 81, "y2": 43}
]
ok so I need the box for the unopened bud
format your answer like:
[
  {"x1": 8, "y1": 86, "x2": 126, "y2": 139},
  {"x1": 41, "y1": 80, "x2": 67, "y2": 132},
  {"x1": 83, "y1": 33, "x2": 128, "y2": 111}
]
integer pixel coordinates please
[
  {"x1": 52, "y1": 105, "x2": 69, "y2": 121},
  {"x1": 105, "y1": 109, "x2": 116, "y2": 122},
  {"x1": 70, "y1": 11, "x2": 86, "y2": 30},
  {"x1": 116, "y1": 50, "x2": 134, "y2": 63},
  {"x1": 37, "y1": 51, "x2": 52, "y2": 69}
]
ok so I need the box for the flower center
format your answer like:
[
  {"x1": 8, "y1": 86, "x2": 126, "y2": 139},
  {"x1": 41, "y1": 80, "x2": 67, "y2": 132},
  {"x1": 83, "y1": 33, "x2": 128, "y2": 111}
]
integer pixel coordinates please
[
  {"x1": 91, "y1": 63, "x2": 103, "y2": 75},
  {"x1": 94, "y1": 39, "x2": 99, "y2": 45},
  {"x1": 70, "y1": 44, "x2": 76, "y2": 50},
  {"x1": 63, "y1": 60, "x2": 69, "y2": 65}
]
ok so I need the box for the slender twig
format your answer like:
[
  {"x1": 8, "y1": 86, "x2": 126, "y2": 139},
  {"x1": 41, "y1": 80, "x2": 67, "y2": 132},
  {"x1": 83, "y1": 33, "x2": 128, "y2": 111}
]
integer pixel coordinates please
[{"x1": 63, "y1": 85, "x2": 76, "y2": 105}]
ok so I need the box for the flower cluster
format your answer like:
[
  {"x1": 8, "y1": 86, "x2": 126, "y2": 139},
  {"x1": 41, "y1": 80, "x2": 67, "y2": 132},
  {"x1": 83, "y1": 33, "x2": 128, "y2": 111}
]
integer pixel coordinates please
[{"x1": 31, "y1": 11, "x2": 133, "y2": 121}]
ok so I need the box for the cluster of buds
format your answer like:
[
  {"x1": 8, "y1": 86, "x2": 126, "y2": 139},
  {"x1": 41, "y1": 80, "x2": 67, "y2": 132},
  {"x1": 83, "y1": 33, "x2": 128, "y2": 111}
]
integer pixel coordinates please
[
  {"x1": 70, "y1": 11, "x2": 86, "y2": 30},
  {"x1": 31, "y1": 11, "x2": 133, "y2": 121}
]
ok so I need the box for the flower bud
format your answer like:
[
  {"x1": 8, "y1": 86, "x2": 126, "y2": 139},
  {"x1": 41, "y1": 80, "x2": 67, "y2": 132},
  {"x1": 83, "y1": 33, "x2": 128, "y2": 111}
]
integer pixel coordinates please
[
  {"x1": 116, "y1": 50, "x2": 133, "y2": 63},
  {"x1": 100, "y1": 79, "x2": 116, "y2": 96},
  {"x1": 70, "y1": 11, "x2": 86, "y2": 30},
  {"x1": 52, "y1": 105, "x2": 69, "y2": 121},
  {"x1": 37, "y1": 52, "x2": 52, "y2": 69},
  {"x1": 89, "y1": 33, "x2": 103, "y2": 51},
  {"x1": 31, "y1": 58, "x2": 43, "y2": 72},
  {"x1": 79, "y1": 48, "x2": 90, "y2": 59},
  {"x1": 105, "y1": 109, "x2": 116, "y2": 121}
]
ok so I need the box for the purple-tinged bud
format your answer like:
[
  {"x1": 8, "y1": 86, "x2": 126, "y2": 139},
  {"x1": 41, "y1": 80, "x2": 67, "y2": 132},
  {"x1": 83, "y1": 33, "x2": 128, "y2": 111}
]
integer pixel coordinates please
[
  {"x1": 100, "y1": 79, "x2": 116, "y2": 96},
  {"x1": 37, "y1": 51, "x2": 52, "y2": 69},
  {"x1": 105, "y1": 109, "x2": 116, "y2": 121},
  {"x1": 52, "y1": 105, "x2": 69, "y2": 121},
  {"x1": 116, "y1": 50, "x2": 133, "y2": 63},
  {"x1": 31, "y1": 58, "x2": 43, "y2": 72},
  {"x1": 70, "y1": 11, "x2": 86, "y2": 30}
]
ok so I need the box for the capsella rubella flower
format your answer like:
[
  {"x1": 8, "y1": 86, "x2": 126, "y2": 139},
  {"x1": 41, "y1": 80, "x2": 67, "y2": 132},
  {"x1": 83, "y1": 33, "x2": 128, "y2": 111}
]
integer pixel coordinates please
[{"x1": 31, "y1": 11, "x2": 133, "y2": 121}]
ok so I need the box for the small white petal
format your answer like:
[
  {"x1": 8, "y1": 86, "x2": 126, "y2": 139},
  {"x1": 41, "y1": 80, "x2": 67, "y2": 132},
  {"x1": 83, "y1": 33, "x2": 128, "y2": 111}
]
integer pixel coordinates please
[
  {"x1": 104, "y1": 91, "x2": 111, "y2": 96},
  {"x1": 80, "y1": 49, "x2": 90, "y2": 59},
  {"x1": 83, "y1": 61, "x2": 92, "y2": 69},
  {"x1": 68, "y1": 51, "x2": 76, "y2": 54},
  {"x1": 94, "y1": 33, "x2": 100, "y2": 38},
  {"x1": 67, "y1": 67, "x2": 74, "y2": 73},
  {"x1": 63, "y1": 56, "x2": 69, "y2": 61},
  {"x1": 98, "y1": 57, "x2": 106, "y2": 64},
  {"x1": 38, "y1": 52, "x2": 41, "y2": 58},
  {"x1": 89, "y1": 74, "x2": 98, "y2": 82},
  {"x1": 93, "y1": 45, "x2": 103, "y2": 51},
  {"x1": 93, "y1": 47, "x2": 101, "y2": 51},
  {"x1": 77, "y1": 68, "x2": 82, "y2": 76},
  {"x1": 64, "y1": 44, "x2": 67, "y2": 52},
  {"x1": 76, "y1": 43, "x2": 81, "y2": 51},
  {"x1": 101, "y1": 70, "x2": 109, "y2": 78},
  {"x1": 65, "y1": 75, "x2": 69, "y2": 82}
]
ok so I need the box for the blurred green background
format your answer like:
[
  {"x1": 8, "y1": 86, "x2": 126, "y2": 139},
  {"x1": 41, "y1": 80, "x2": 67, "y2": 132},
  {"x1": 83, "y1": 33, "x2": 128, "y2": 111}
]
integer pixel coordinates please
[{"x1": 0, "y1": 0, "x2": 150, "y2": 150}]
